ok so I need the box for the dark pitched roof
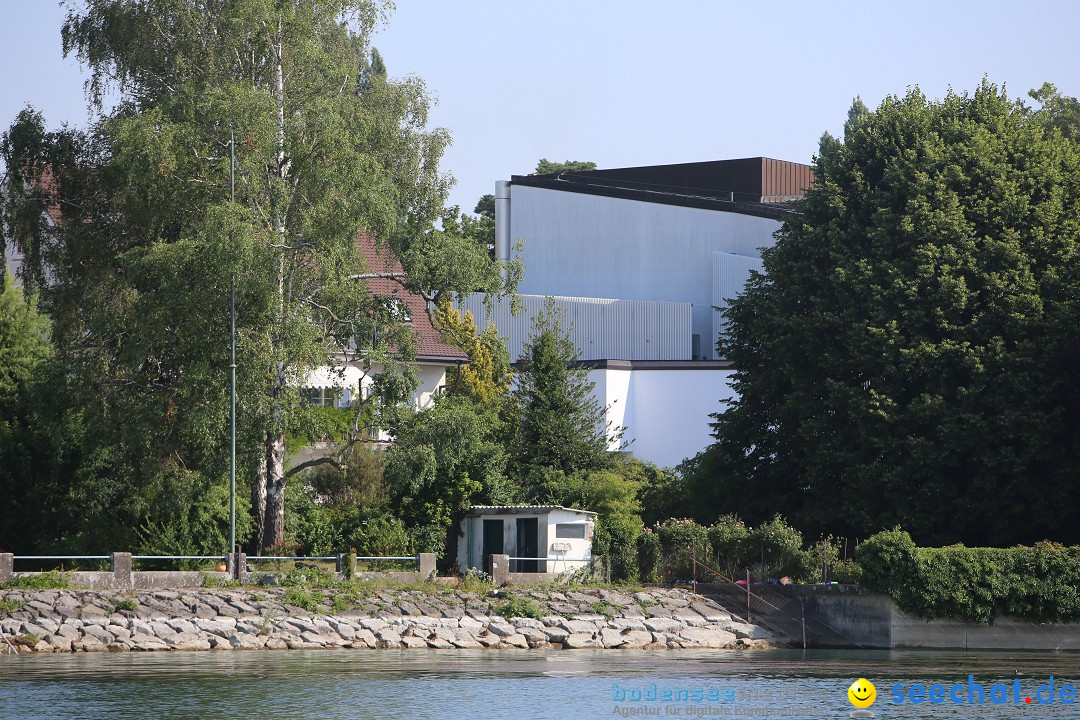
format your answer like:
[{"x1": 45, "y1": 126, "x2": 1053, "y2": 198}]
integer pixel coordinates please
[
  {"x1": 511, "y1": 157, "x2": 814, "y2": 221},
  {"x1": 355, "y1": 233, "x2": 467, "y2": 364}
]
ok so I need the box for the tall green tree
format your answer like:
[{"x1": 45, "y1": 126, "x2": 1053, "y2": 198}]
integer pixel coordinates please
[
  {"x1": 696, "y1": 81, "x2": 1080, "y2": 546},
  {"x1": 2, "y1": 0, "x2": 507, "y2": 552},
  {"x1": 509, "y1": 302, "x2": 620, "y2": 501}
]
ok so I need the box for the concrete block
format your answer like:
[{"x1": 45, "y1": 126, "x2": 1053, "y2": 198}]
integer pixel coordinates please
[
  {"x1": 487, "y1": 554, "x2": 510, "y2": 586},
  {"x1": 111, "y1": 553, "x2": 133, "y2": 590},
  {"x1": 418, "y1": 553, "x2": 436, "y2": 580},
  {"x1": 0, "y1": 553, "x2": 12, "y2": 583}
]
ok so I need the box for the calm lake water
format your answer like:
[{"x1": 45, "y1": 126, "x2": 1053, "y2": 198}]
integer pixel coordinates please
[{"x1": 3, "y1": 648, "x2": 1080, "y2": 719}]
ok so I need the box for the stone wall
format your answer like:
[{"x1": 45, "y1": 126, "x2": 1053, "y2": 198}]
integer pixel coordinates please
[{"x1": 0, "y1": 587, "x2": 775, "y2": 653}]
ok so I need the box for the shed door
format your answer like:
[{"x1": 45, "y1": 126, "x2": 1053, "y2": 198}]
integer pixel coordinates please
[
  {"x1": 515, "y1": 517, "x2": 539, "y2": 573},
  {"x1": 482, "y1": 519, "x2": 504, "y2": 559}
]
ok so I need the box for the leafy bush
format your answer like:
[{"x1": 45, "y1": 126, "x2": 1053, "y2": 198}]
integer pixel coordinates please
[
  {"x1": 496, "y1": 594, "x2": 542, "y2": 620},
  {"x1": 855, "y1": 529, "x2": 1080, "y2": 624},
  {"x1": 637, "y1": 529, "x2": 661, "y2": 583},
  {"x1": 706, "y1": 515, "x2": 750, "y2": 578},
  {"x1": 595, "y1": 513, "x2": 642, "y2": 582},
  {"x1": 282, "y1": 587, "x2": 321, "y2": 612},
  {"x1": 587, "y1": 599, "x2": 617, "y2": 620},
  {"x1": 0, "y1": 597, "x2": 25, "y2": 614},
  {"x1": 110, "y1": 597, "x2": 138, "y2": 613},
  {"x1": 746, "y1": 514, "x2": 815, "y2": 580}
]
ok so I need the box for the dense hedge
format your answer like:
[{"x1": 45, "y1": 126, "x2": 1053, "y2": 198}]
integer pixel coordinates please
[
  {"x1": 637, "y1": 515, "x2": 817, "y2": 584},
  {"x1": 856, "y1": 529, "x2": 1080, "y2": 624}
]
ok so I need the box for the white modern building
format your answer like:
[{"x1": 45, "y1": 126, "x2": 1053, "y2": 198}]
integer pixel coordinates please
[
  {"x1": 476, "y1": 157, "x2": 812, "y2": 468},
  {"x1": 457, "y1": 505, "x2": 595, "y2": 574}
]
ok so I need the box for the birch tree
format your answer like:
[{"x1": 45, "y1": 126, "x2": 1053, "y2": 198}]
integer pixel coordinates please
[{"x1": 2, "y1": 0, "x2": 506, "y2": 551}]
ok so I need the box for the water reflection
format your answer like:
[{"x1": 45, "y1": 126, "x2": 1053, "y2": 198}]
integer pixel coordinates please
[{"x1": 3, "y1": 649, "x2": 1080, "y2": 719}]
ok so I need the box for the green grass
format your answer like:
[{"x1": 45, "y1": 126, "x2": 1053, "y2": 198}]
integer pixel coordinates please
[{"x1": 1, "y1": 571, "x2": 73, "y2": 590}]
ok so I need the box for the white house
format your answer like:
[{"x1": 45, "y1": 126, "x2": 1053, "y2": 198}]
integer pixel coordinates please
[
  {"x1": 296, "y1": 234, "x2": 467, "y2": 458},
  {"x1": 474, "y1": 157, "x2": 812, "y2": 468},
  {"x1": 457, "y1": 505, "x2": 596, "y2": 575}
]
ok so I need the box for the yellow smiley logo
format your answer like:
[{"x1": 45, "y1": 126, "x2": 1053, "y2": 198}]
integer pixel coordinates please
[{"x1": 847, "y1": 678, "x2": 876, "y2": 709}]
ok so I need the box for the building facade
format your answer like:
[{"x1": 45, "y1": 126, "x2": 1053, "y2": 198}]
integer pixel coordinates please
[{"x1": 478, "y1": 157, "x2": 812, "y2": 467}]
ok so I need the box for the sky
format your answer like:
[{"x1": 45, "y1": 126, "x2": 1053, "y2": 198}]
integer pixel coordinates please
[{"x1": 2, "y1": 1, "x2": 1078, "y2": 214}]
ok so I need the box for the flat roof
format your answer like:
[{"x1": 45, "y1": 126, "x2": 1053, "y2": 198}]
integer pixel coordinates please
[
  {"x1": 465, "y1": 505, "x2": 597, "y2": 517},
  {"x1": 510, "y1": 157, "x2": 812, "y2": 221}
]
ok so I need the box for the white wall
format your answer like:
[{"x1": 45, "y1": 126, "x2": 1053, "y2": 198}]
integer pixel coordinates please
[
  {"x1": 508, "y1": 185, "x2": 781, "y2": 355},
  {"x1": 588, "y1": 365, "x2": 737, "y2": 468},
  {"x1": 457, "y1": 509, "x2": 595, "y2": 573}
]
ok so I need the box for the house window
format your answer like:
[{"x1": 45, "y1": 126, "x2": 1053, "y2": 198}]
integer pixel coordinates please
[
  {"x1": 302, "y1": 386, "x2": 343, "y2": 408},
  {"x1": 555, "y1": 523, "x2": 587, "y2": 539}
]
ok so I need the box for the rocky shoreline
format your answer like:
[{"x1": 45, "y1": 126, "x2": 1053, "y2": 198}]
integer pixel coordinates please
[{"x1": 0, "y1": 586, "x2": 776, "y2": 653}]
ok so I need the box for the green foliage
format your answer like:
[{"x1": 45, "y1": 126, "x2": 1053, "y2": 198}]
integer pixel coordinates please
[
  {"x1": 534, "y1": 159, "x2": 597, "y2": 175},
  {"x1": 110, "y1": 597, "x2": 138, "y2": 613},
  {"x1": 280, "y1": 565, "x2": 338, "y2": 590},
  {"x1": 1, "y1": 0, "x2": 513, "y2": 554},
  {"x1": 495, "y1": 594, "x2": 542, "y2": 620},
  {"x1": 282, "y1": 587, "x2": 321, "y2": 613},
  {"x1": 1, "y1": 571, "x2": 72, "y2": 590},
  {"x1": 384, "y1": 393, "x2": 511, "y2": 561},
  {"x1": 0, "y1": 597, "x2": 25, "y2": 614},
  {"x1": 700, "y1": 80, "x2": 1080, "y2": 546},
  {"x1": 746, "y1": 515, "x2": 816, "y2": 580},
  {"x1": 435, "y1": 299, "x2": 513, "y2": 405},
  {"x1": 510, "y1": 302, "x2": 620, "y2": 499},
  {"x1": 587, "y1": 599, "x2": 618, "y2": 620},
  {"x1": 855, "y1": 529, "x2": 1080, "y2": 624},
  {"x1": 706, "y1": 515, "x2": 750, "y2": 578}
]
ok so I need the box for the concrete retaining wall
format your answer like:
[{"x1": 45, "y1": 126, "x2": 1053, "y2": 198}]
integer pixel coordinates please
[{"x1": 782, "y1": 586, "x2": 1080, "y2": 651}]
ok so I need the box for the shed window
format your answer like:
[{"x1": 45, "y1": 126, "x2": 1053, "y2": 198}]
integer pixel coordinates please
[{"x1": 555, "y1": 523, "x2": 586, "y2": 539}]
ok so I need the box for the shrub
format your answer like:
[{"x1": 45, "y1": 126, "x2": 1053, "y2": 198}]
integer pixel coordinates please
[
  {"x1": 855, "y1": 530, "x2": 1080, "y2": 624},
  {"x1": 706, "y1": 515, "x2": 750, "y2": 578},
  {"x1": 655, "y1": 518, "x2": 711, "y2": 582},
  {"x1": 110, "y1": 597, "x2": 138, "y2": 613},
  {"x1": 595, "y1": 513, "x2": 642, "y2": 582},
  {"x1": 282, "y1": 587, "x2": 321, "y2": 612},
  {"x1": 636, "y1": 529, "x2": 661, "y2": 583},
  {"x1": 496, "y1": 594, "x2": 542, "y2": 620},
  {"x1": 746, "y1": 514, "x2": 815, "y2": 581},
  {"x1": 587, "y1": 599, "x2": 617, "y2": 620},
  {"x1": 0, "y1": 597, "x2": 25, "y2": 614}
]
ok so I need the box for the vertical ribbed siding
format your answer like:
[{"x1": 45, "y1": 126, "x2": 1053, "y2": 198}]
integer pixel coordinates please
[
  {"x1": 761, "y1": 157, "x2": 815, "y2": 200},
  {"x1": 456, "y1": 294, "x2": 691, "y2": 361},
  {"x1": 713, "y1": 252, "x2": 765, "y2": 359}
]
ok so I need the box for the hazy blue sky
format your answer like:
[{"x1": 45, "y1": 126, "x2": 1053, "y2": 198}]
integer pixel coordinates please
[{"x1": 3, "y1": 1, "x2": 1078, "y2": 213}]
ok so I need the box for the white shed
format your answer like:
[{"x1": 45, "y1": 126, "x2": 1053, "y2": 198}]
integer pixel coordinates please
[{"x1": 458, "y1": 505, "x2": 596, "y2": 575}]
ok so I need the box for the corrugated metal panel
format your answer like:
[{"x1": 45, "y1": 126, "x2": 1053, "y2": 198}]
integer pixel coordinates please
[
  {"x1": 713, "y1": 252, "x2": 765, "y2": 359},
  {"x1": 761, "y1": 157, "x2": 814, "y2": 200},
  {"x1": 456, "y1": 294, "x2": 691, "y2": 362}
]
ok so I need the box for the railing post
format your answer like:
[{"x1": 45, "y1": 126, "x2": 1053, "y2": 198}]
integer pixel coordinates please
[
  {"x1": 0, "y1": 553, "x2": 12, "y2": 583},
  {"x1": 417, "y1": 553, "x2": 436, "y2": 581},
  {"x1": 486, "y1": 554, "x2": 509, "y2": 586},
  {"x1": 111, "y1": 552, "x2": 133, "y2": 591},
  {"x1": 226, "y1": 552, "x2": 246, "y2": 580}
]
